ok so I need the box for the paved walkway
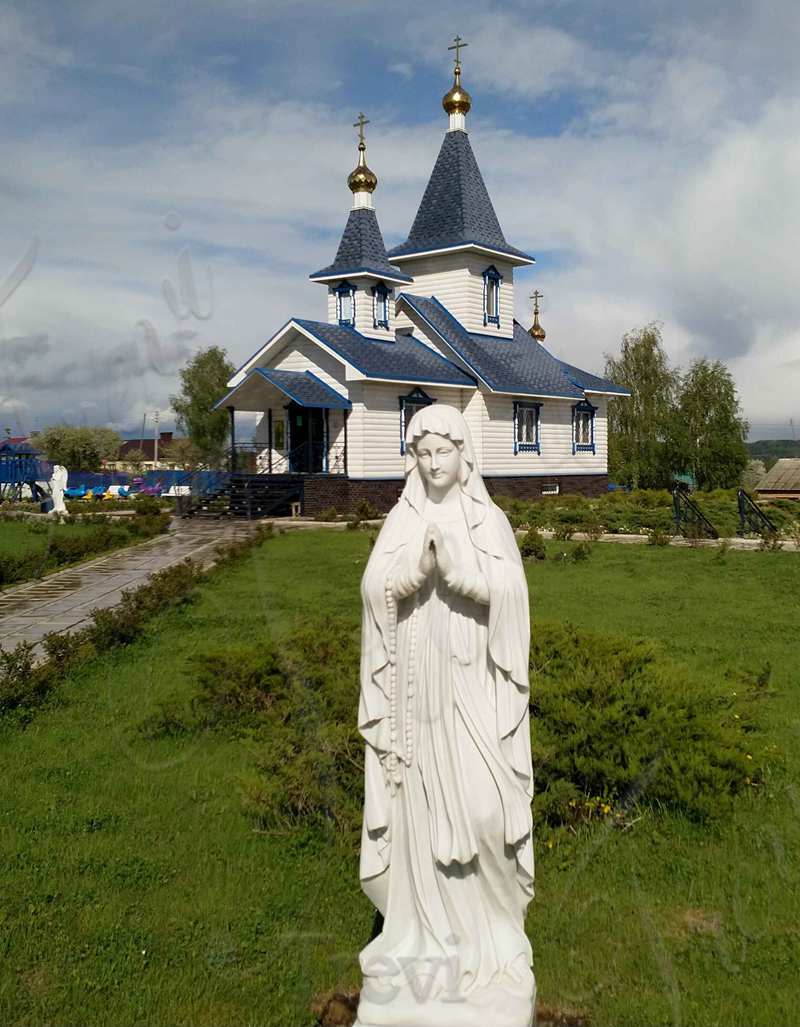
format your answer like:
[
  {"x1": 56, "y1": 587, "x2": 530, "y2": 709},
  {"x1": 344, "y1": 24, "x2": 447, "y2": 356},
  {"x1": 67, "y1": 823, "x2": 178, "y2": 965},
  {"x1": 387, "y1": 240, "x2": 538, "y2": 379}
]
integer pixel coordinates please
[{"x1": 0, "y1": 519, "x2": 260, "y2": 653}]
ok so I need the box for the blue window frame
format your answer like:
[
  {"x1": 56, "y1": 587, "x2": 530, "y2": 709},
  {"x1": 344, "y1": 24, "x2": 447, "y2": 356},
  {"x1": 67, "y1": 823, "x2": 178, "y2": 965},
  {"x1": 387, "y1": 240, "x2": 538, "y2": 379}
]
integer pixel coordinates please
[
  {"x1": 335, "y1": 281, "x2": 356, "y2": 327},
  {"x1": 483, "y1": 265, "x2": 502, "y2": 327},
  {"x1": 572, "y1": 399, "x2": 597, "y2": 454},
  {"x1": 372, "y1": 282, "x2": 390, "y2": 329},
  {"x1": 399, "y1": 386, "x2": 436, "y2": 455},
  {"x1": 513, "y1": 400, "x2": 541, "y2": 454}
]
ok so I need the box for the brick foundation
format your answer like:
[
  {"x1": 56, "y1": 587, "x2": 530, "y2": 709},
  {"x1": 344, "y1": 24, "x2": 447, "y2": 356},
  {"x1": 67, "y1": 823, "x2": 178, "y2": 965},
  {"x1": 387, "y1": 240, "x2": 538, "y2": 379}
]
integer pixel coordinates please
[{"x1": 302, "y1": 473, "x2": 608, "y2": 516}]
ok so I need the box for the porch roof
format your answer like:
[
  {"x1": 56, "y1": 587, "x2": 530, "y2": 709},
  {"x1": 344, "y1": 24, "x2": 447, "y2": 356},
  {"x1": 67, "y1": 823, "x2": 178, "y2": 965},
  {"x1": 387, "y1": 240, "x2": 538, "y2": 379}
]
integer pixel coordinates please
[{"x1": 214, "y1": 368, "x2": 351, "y2": 412}]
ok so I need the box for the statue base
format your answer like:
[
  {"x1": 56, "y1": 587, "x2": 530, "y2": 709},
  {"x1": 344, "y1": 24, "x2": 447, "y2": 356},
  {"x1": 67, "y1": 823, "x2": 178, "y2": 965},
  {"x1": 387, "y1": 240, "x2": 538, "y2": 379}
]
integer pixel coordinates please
[{"x1": 354, "y1": 978, "x2": 535, "y2": 1027}]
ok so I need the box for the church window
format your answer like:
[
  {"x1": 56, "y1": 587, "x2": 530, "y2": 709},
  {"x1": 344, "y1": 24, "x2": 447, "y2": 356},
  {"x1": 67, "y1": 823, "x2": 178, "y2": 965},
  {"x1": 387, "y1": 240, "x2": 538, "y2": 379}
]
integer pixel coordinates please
[
  {"x1": 572, "y1": 400, "x2": 597, "y2": 454},
  {"x1": 483, "y1": 265, "x2": 502, "y2": 326},
  {"x1": 398, "y1": 387, "x2": 436, "y2": 455},
  {"x1": 513, "y1": 401, "x2": 541, "y2": 454},
  {"x1": 372, "y1": 283, "x2": 390, "y2": 329},
  {"x1": 335, "y1": 281, "x2": 356, "y2": 327}
]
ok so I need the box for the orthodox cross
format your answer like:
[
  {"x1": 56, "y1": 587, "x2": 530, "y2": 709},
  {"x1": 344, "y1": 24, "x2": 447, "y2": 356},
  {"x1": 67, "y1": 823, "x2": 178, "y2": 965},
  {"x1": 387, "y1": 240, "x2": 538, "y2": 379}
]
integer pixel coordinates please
[
  {"x1": 448, "y1": 35, "x2": 468, "y2": 69},
  {"x1": 353, "y1": 112, "x2": 370, "y2": 146},
  {"x1": 530, "y1": 289, "x2": 544, "y2": 313}
]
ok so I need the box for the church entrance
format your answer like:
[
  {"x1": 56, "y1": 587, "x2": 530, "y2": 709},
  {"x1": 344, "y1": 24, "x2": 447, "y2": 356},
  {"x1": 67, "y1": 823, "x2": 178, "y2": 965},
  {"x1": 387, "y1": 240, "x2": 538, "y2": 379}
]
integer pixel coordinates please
[{"x1": 287, "y1": 403, "x2": 325, "y2": 473}]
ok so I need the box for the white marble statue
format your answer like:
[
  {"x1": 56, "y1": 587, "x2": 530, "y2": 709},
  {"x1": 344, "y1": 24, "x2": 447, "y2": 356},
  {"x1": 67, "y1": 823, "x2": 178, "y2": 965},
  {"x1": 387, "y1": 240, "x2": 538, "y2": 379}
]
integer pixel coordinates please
[
  {"x1": 49, "y1": 464, "x2": 68, "y2": 517},
  {"x1": 356, "y1": 404, "x2": 535, "y2": 1027}
]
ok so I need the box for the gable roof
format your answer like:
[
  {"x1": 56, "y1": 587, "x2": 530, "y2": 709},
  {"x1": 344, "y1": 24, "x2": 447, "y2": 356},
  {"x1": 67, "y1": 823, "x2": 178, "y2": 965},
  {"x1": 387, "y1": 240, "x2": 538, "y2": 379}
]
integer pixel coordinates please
[
  {"x1": 755, "y1": 458, "x2": 800, "y2": 492},
  {"x1": 387, "y1": 131, "x2": 533, "y2": 265},
  {"x1": 214, "y1": 368, "x2": 351, "y2": 411},
  {"x1": 399, "y1": 293, "x2": 630, "y2": 399},
  {"x1": 309, "y1": 207, "x2": 412, "y2": 284},
  {"x1": 291, "y1": 319, "x2": 475, "y2": 387}
]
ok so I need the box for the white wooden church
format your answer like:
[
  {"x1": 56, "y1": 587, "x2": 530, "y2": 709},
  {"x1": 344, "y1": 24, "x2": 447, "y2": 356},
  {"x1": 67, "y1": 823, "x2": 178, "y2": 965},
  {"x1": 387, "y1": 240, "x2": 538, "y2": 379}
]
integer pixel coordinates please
[{"x1": 215, "y1": 45, "x2": 628, "y2": 515}]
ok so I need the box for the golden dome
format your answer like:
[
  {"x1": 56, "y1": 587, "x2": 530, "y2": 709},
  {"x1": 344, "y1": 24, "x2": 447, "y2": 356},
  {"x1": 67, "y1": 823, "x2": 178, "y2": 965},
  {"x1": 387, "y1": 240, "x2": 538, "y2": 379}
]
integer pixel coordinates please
[
  {"x1": 530, "y1": 291, "x2": 546, "y2": 340},
  {"x1": 348, "y1": 141, "x2": 378, "y2": 194},
  {"x1": 442, "y1": 65, "x2": 472, "y2": 116}
]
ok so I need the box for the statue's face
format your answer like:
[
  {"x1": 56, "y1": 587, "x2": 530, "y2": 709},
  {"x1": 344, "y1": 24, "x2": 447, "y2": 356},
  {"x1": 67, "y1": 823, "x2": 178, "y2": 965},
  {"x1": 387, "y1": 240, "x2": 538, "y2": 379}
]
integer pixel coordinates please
[{"x1": 414, "y1": 433, "x2": 461, "y2": 493}]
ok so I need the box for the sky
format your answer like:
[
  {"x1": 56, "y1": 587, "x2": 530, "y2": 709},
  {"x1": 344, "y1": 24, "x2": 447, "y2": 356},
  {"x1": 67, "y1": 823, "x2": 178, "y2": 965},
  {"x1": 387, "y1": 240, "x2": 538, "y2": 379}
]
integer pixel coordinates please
[{"x1": 1, "y1": 0, "x2": 798, "y2": 441}]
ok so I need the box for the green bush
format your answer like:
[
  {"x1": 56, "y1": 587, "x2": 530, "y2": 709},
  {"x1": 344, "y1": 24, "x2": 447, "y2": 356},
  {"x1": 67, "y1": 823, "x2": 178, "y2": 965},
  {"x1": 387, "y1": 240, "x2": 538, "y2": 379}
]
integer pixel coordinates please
[
  {"x1": 530, "y1": 622, "x2": 766, "y2": 825},
  {"x1": 518, "y1": 528, "x2": 547, "y2": 561},
  {"x1": 154, "y1": 612, "x2": 772, "y2": 846}
]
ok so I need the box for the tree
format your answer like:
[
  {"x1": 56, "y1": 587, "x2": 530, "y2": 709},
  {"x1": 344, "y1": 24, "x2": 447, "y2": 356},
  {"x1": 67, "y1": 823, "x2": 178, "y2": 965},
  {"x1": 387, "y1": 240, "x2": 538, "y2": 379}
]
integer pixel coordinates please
[
  {"x1": 123, "y1": 447, "x2": 148, "y2": 471},
  {"x1": 170, "y1": 346, "x2": 235, "y2": 467},
  {"x1": 673, "y1": 359, "x2": 749, "y2": 490},
  {"x1": 742, "y1": 459, "x2": 766, "y2": 491},
  {"x1": 38, "y1": 425, "x2": 122, "y2": 471},
  {"x1": 604, "y1": 323, "x2": 679, "y2": 489},
  {"x1": 160, "y1": 437, "x2": 202, "y2": 470}
]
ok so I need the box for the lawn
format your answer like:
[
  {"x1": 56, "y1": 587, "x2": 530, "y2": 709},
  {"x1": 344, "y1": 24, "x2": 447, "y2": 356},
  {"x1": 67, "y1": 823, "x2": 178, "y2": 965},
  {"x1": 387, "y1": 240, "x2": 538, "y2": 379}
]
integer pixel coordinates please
[
  {"x1": 0, "y1": 531, "x2": 798, "y2": 1027},
  {"x1": 0, "y1": 519, "x2": 99, "y2": 559}
]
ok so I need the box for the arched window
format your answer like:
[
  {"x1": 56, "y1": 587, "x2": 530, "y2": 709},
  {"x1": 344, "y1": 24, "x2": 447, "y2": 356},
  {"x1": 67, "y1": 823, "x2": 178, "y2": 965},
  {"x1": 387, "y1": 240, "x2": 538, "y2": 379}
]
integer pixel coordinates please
[
  {"x1": 483, "y1": 265, "x2": 502, "y2": 327},
  {"x1": 513, "y1": 400, "x2": 541, "y2": 454},
  {"x1": 335, "y1": 281, "x2": 356, "y2": 327},
  {"x1": 372, "y1": 282, "x2": 390, "y2": 329}
]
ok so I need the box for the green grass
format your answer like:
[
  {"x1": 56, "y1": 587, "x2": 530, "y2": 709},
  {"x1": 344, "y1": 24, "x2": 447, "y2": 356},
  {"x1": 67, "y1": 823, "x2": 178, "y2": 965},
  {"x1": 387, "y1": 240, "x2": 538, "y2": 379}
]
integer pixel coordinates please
[
  {"x1": 1, "y1": 532, "x2": 799, "y2": 1026},
  {"x1": 0, "y1": 520, "x2": 99, "y2": 560}
]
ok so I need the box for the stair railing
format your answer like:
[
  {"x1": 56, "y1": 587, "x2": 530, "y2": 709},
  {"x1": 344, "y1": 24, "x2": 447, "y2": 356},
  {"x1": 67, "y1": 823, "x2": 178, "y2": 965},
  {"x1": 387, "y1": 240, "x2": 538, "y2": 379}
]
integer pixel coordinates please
[
  {"x1": 672, "y1": 486, "x2": 719, "y2": 540},
  {"x1": 737, "y1": 488, "x2": 777, "y2": 537}
]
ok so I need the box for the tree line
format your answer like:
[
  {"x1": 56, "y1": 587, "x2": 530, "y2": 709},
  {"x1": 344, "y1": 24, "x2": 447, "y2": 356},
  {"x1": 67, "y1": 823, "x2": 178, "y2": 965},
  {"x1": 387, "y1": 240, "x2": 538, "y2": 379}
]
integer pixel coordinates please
[{"x1": 604, "y1": 324, "x2": 750, "y2": 491}]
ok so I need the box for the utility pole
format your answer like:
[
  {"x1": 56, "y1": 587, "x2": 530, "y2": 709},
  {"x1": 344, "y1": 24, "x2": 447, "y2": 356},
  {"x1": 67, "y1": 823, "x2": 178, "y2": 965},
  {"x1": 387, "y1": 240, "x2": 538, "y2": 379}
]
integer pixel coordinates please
[{"x1": 153, "y1": 409, "x2": 160, "y2": 467}]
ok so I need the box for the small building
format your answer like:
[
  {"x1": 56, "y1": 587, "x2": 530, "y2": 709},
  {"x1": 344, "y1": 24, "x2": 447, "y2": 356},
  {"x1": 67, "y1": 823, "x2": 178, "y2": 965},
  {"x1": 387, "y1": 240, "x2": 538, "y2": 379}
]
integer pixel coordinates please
[
  {"x1": 111, "y1": 432, "x2": 188, "y2": 471},
  {"x1": 215, "y1": 50, "x2": 628, "y2": 515},
  {"x1": 755, "y1": 459, "x2": 800, "y2": 501}
]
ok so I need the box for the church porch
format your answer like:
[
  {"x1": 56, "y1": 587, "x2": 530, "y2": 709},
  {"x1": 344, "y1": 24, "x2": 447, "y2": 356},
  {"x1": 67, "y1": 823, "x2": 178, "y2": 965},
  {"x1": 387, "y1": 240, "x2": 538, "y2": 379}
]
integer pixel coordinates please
[{"x1": 214, "y1": 367, "x2": 351, "y2": 478}]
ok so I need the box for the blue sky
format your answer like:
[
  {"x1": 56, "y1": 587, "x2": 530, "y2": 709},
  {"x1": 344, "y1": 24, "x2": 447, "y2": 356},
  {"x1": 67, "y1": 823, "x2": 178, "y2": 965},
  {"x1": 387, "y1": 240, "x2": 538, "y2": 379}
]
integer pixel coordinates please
[{"x1": 1, "y1": 0, "x2": 799, "y2": 440}]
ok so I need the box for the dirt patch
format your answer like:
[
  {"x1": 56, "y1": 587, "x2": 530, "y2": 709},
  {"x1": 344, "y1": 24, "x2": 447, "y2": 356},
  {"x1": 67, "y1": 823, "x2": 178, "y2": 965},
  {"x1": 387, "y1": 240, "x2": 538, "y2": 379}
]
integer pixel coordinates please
[
  {"x1": 669, "y1": 906, "x2": 723, "y2": 938},
  {"x1": 311, "y1": 991, "x2": 590, "y2": 1026}
]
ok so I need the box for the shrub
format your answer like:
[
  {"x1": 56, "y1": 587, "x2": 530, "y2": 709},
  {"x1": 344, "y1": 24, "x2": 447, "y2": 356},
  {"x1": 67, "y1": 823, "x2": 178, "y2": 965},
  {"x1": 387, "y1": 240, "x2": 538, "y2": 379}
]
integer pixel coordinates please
[
  {"x1": 354, "y1": 499, "x2": 381, "y2": 521},
  {"x1": 647, "y1": 528, "x2": 671, "y2": 547},
  {"x1": 316, "y1": 507, "x2": 340, "y2": 522},
  {"x1": 518, "y1": 528, "x2": 546, "y2": 561},
  {"x1": 530, "y1": 622, "x2": 766, "y2": 826},
  {"x1": 170, "y1": 613, "x2": 772, "y2": 847},
  {"x1": 571, "y1": 541, "x2": 592, "y2": 562},
  {"x1": 133, "y1": 495, "x2": 164, "y2": 516}
]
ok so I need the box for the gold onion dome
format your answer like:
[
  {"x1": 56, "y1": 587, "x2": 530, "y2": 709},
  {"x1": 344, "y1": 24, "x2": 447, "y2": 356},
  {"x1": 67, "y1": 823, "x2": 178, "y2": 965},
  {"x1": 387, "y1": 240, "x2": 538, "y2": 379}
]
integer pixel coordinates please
[
  {"x1": 348, "y1": 141, "x2": 378, "y2": 194},
  {"x1": 530, "y1": 291, "x2": 546, "y2": 340},
  {"x1": 442, "y1": 64, "x2": 472, "y2": 115}
]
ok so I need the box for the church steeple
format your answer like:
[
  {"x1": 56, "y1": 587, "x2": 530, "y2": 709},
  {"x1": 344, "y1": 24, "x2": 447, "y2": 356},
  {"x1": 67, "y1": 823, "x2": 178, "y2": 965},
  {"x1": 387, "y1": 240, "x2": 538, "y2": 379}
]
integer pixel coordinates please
[{"x1": 529, "y1": 290, "x2": 546, "y2": 341}]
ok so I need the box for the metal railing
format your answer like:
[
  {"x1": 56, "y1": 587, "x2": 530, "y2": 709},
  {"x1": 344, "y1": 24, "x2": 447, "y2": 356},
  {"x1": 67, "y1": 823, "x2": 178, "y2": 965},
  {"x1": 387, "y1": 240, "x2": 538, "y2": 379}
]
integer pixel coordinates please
[
  {"x1": 231, "y1": 440, "x2": 346, "y2": 475},
  {"x1": 737, "y1": 488, "x2": 777, "y2": 537},
  {"x1": 672, "y1": 486, "x2": 719, "y2": 539}
]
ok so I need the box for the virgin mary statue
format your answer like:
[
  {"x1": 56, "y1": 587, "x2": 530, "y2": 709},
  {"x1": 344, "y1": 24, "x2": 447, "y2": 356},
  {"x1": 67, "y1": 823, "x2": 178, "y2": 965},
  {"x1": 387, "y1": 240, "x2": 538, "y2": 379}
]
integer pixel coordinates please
[{"x1": 356, "y1": 404, "x2": 535, "y2": 1027}]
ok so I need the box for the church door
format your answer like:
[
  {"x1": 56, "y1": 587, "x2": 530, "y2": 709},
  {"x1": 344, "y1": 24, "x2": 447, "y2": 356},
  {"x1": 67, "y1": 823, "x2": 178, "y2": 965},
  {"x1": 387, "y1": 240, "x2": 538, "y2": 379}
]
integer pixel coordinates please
[{"x1": 287, "y1": 403, "x2": 325, "y2": 473}]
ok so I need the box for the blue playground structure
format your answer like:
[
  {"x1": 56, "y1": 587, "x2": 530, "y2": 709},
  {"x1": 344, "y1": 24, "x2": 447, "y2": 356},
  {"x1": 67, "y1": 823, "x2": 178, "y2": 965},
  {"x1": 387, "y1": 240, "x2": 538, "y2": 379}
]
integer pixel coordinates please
[{"x1": 0, "y1": 440, "x2": 52, "y2": 503}]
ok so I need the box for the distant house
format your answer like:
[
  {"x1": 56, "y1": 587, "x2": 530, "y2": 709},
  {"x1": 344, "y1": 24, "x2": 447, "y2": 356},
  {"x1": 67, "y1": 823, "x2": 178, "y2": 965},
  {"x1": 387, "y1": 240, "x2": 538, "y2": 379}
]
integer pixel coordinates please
[
  {"x1": 111, "y1": 432, "x2": 188, "y2": 471},
  {"x1": 755, "y1": 459, "x2": 800, "y2": 501}
]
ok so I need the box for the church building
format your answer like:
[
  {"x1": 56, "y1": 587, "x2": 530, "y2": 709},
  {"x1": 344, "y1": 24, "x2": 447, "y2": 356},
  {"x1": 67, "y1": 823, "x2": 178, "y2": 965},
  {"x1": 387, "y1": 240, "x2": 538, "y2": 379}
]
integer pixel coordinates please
[{"x1": 215, "y1": 44, "x2": 629, "y2": 516}]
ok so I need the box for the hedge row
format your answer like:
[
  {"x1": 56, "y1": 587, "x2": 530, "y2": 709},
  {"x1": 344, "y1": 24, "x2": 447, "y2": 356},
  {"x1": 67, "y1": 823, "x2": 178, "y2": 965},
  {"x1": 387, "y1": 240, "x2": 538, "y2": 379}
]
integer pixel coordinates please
[
  {"x1": 0, "y1": 523, "x2": 275, "y2": 726},
  {"x1": 496, "y1": 488, "x2": 800, "y2": 539},
  {"x1": 0, "y1": 506, "x2": 172, "y2": 588}
]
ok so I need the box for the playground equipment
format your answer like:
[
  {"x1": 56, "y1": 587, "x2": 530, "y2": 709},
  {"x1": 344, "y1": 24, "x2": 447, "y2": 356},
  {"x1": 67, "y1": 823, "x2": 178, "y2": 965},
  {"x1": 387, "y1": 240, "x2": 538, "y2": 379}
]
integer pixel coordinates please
[{"x1": 0, "y1": 440, "x2": 51, "y2": 503}]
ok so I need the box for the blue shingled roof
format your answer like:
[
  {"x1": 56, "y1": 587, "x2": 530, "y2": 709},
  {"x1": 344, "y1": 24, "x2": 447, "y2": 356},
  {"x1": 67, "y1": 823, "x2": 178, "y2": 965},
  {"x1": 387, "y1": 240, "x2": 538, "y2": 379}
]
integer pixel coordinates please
[
  {"x1": 399, "y1": 294, "x2": 629, "y2": 398},
  {"x1": 293, "y1": 318, "x2": 476, "y2": 387},
  {"x1": 387, "y1": 131, "x2": 533, "y2": 263},
  {"x1": 213, "y1": 367, "x2": 352, "y2": 410},
  {"x1": 310, "y1": 207, "x2": 412, "y2": 283},
  {"x1": 257, "y1": 369, "x2": 351, "y2": 408}
]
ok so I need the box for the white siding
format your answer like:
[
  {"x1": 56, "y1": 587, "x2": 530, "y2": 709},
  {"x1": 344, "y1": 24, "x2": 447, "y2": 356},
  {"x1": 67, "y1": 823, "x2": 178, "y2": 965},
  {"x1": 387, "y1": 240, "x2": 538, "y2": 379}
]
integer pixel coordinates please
[
  {"x1": 348, "y1": 384, "x2": 473, "y2": 478},
  {"x1": 481, "y1": 393, "x2": 609, "y2": 476},
  {"x1": 399, "y1": 253, "x2": 515, "y2": 338}
]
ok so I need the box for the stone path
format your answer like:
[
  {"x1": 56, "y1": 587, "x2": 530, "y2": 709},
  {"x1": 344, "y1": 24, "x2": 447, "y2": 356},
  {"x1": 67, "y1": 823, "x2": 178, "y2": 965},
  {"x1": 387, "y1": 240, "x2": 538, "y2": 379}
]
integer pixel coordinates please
[{"x1": 0, "y1": 519, "x2": 260, "y2": 653}]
